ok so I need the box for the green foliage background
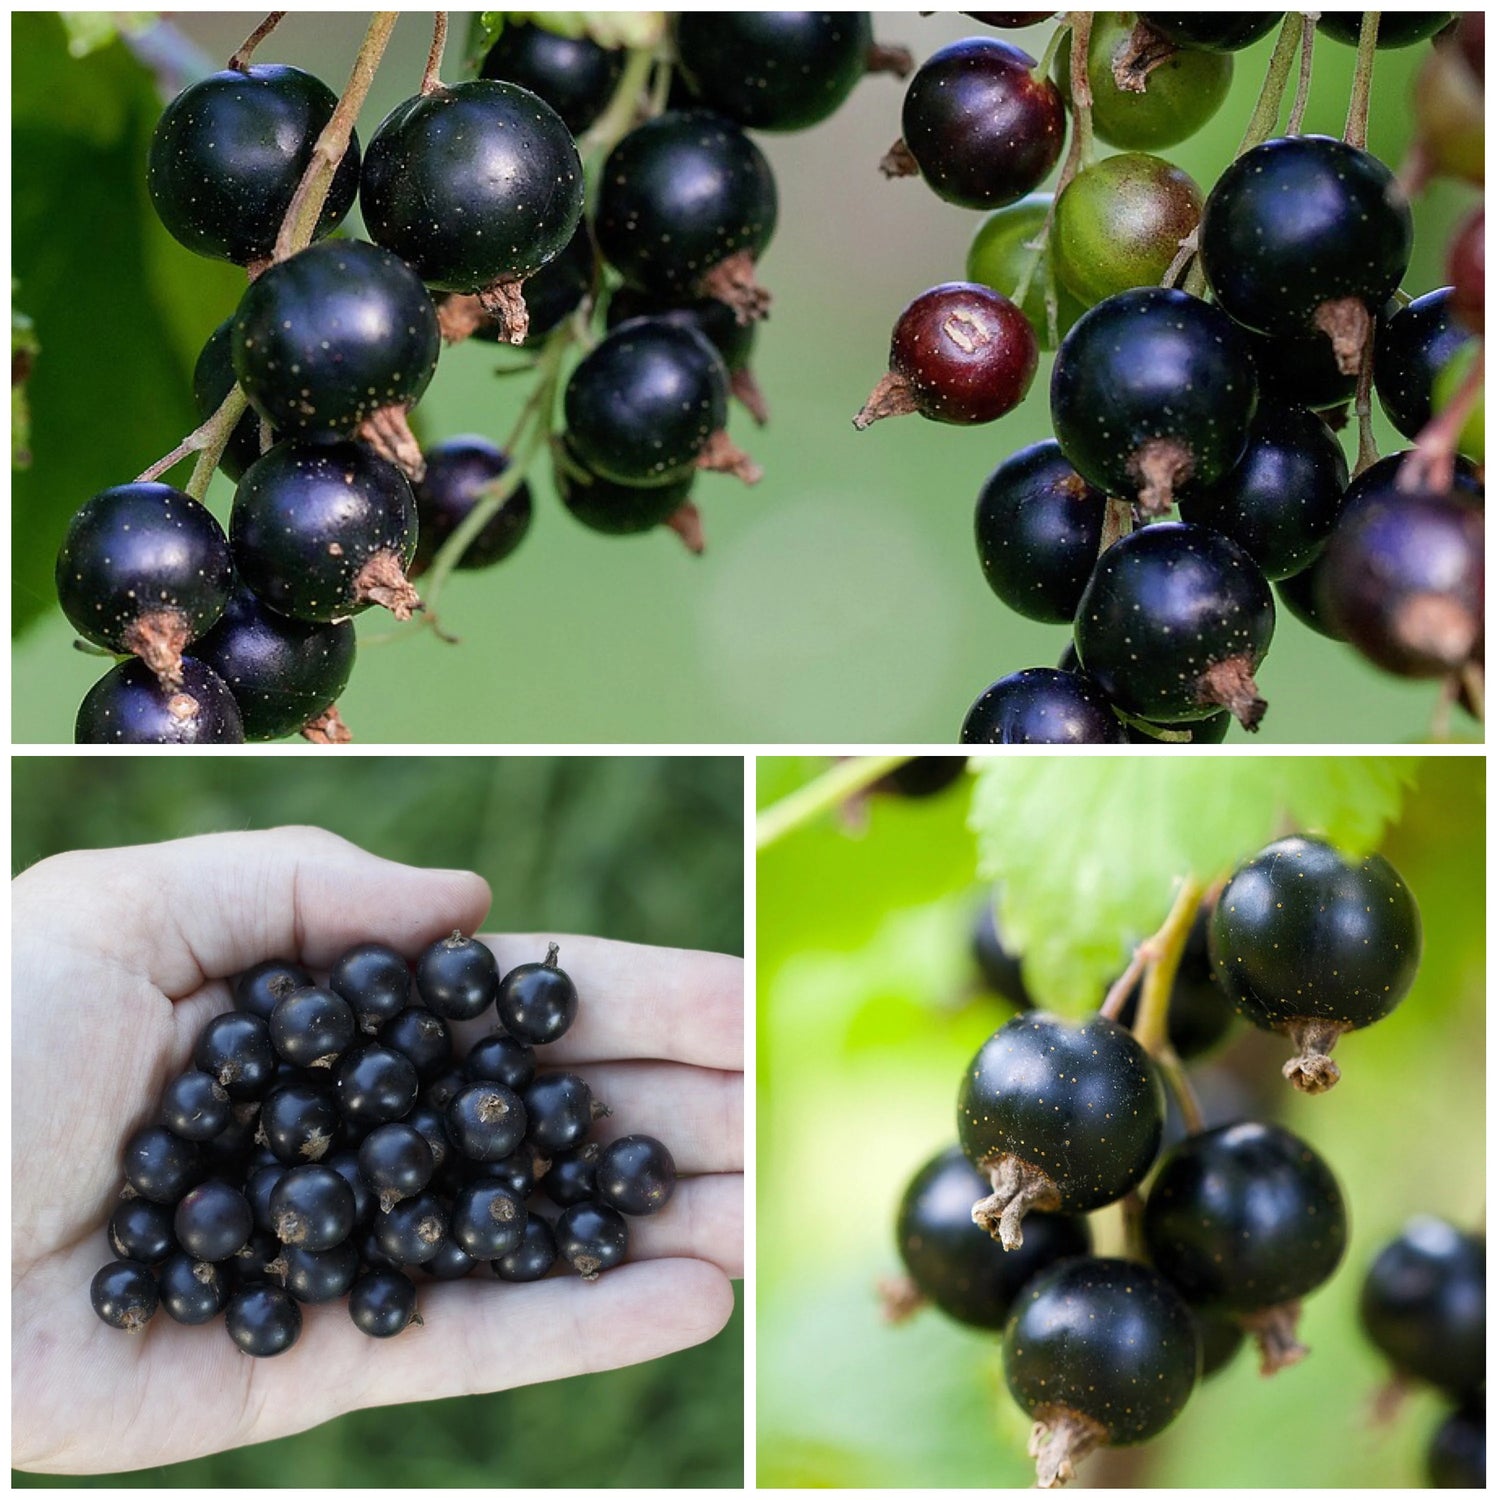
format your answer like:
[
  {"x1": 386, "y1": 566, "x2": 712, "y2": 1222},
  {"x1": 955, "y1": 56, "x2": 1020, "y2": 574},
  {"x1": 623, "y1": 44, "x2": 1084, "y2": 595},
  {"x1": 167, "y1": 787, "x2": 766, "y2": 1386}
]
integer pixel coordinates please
[
  {"x1": 11, "y1": 11, "x2": 1479, "y2": 743},
  {"x1": 755, "y1": 755, "x2": 1484, "y2": 1487},
  {"x1": 12, "y1": 753, "x2": 744, "y2": 1487}
]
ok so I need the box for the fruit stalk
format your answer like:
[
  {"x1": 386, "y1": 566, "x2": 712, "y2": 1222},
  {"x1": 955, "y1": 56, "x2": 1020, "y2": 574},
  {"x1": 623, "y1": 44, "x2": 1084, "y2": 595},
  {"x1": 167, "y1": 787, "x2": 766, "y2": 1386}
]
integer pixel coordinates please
[
  {"x1": 1343, "y1": 11, "x2": 1382, "y2": 149},
  {"x1": 755, "y1": 757, "x2": 914, "y2": 849},
  {"x1": 1286, "y1": 13, "x2": 1317, "y2": 134},
  {"x1": 1132, "y1": 876, "x2": 1205, "y2": 1056},
  {"x1": 228, "y1": 11, "x2": 286, "y2": 72},
  {"x1": 420, "y1": 11, "x2": 449, "y2": 95}
]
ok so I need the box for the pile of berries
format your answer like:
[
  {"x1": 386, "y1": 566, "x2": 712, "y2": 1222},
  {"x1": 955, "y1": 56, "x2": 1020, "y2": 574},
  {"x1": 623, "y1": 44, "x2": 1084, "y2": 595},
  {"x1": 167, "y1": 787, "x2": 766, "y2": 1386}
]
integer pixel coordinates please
[
  {"x1": 89, "y1": 934, "x2": 677, "y2": 1355},
  {"x1": 887, "y1": 833, "x2": 1445, "y2": 1486},
  {"x1": 57, "y1": 13, "x2": 912, "y2": 743},
  {"x1": 852, "y1": 12, "x2": 1484, "y2": 743}
]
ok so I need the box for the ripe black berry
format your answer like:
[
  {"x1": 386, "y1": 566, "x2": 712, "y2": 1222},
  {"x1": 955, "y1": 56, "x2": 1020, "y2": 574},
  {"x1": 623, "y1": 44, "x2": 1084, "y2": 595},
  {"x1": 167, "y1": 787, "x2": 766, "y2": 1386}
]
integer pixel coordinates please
[
  {"x1": 159, "y1": 1070, "x2": 232, "y2": 1142},
  {"x1": 1359, "y1": 1217, "x2": 1485, "y2": 1396},
  {"x1": 416, "y1": 930, "x2": 500, "y2": 1021},
  {"x1": 122, "y1": 1124, "x2": 204, "y2": 1204},
  {"x1": 194, "y1": 1012, "x2": 276, "y2": 1101},
  {"x1": 174, "y1": 1180, "x2": 254, "y2": 1262},
  {"x1": 474, "y1": 1141, "x2": 550, "y2": 1198},
  {"x1": 1139, "y1": 14, "x2": 1283, "y2": 50},
  {"x1": 333, "y1": 1041, "x2": 421, "y2": 1125},
  {"x1": 412, "y1": 437, "x2": 533, "y2": 576},
  {"x1": 423, "y1": 1235, "x2": 480, "y2": 1281},
  {"x1": 108, "y1": 1198, "x2": 176, "y2": 1264},
  {"x1": 894, "y1": 38, "x2": 1064, "y2": 210},
  {"x1": 348, "y1": 1268, "x2": 420, "y2": 1337},
  {"x1": 277, "y1": 1240, "x2": 359, "y2": 1303},
  {"x1": 556, "y1": 1202, "x2": 629, "y2": 1280},
  {"x1": 329, "y1": 943, "x2": 411, "y2": 1035},
  {"x1": 480, "y1": 22, "x2": 625, "y2": 135},
  {"x1": 1428, "y1": 1398, "x2": 1486, "y2": 1488},
  {"x1": 1050, "y1": 288, "x2": 1259, "y2": 513},
  {"x1": 971, "y1": 898, "x2": 1031, "y2": 1009},
  {"x1": 246, "y1": 1161, "x2": 285, "y2": 1234},
  {"x1": 90, "y1": 1261, "x2": 160, "y2": 1333},
  {"x1": 76, "y1": 657, "x2": 245, "y2": 745},
  {"x1": 1317, "y1": 12, "x2": 1458, "y2": 47},
  {"x1": 235, "y1": 959, "x2": 311, "y2": 1022},
  {"x1": 270, "y1": 985, "x2": 356, "y2": 1070},
  {"x1": 231, "y1": 438, "x2": 421, "y2": 623},
  {"x1": 494, "y1": 1215, "x2": 557, "y2": 1283},
  {"x1": 56, "y1": 482, "x2": 233, "y2": 685},
  {"x1": 960, "y1": 666, "x2": 1129, "y2": 745},
  {"x1": 358, "y1": 1123, "x2": 435, "y2": 1212},
  {"x1": 1074, "y1": 523, "x2": 1276, "y2": 731},
  {"x1": 595, "y1": 1135, "x2": 677, "y2": 1216},
  {"x1": 1243, "y1": 324, "x2": 1358, "y2": 414},
  {"x1": 447, "y1": 1082, "x2": 528, "y2": 1162},
  {"x1": 269, "y1": 1163, "x2": 356, "y2": 1250},
  {"x1": 451, "y1": 1182, "x2": 527, "y2": 1259},
  {"x1": 258, "y1": 1082, "x2": 340, "y2": 1165},
  {"x1": 465, "y1": 1032, "x2": 537, "y2": 1093},
  {"x1": 894, "y1": 1145, "x2": 1090, "y2": 1329},
  {"x1": 147, "y1": 63, "x2": 360, "y2": 265},
  {"x1": 1003, "y1": 1257, "x2": 1199, "y2": 1486},
  {"x1": 556, "y1": 456, "x2": 694, "y2": 538},
  {"x1": 158, "y1": 1253, "x2": 229, "y2": 1325},
  {"x1": 1375, "y1": 289, "x2": 1476, "y2": 439},
  {"x1": 1197, "y1": 1313, "x2": 1246, "y2": 1378},
  {"x1": 373, "y1": 1191, "x2": 450, "y2": 1267},
  {"x1": 423, "y1": 1066, "x2": 468, "y2": 1113},
  {"x1": 957, "y1": 1012, "x2": 1163, "y2": 1247},
  {"x1": 1210, "y1": 835, "x2": 1421, "y2": 1091},
  {"x1": 379, "y1": 1010, "x2": 453, "y2": 1084},
  {"x1": 543, "y1": 1143, "x2": 602, "y2": 1208},
  {"x1": 606, "y1": 287, "x2": 760, "y2": 412},
  {"x1": 523, "y1": 1073, "x2": 604, "y2": 1154},
  {"x1": 225, "y1": 1283, "x2": 302, "y2": 1356},
  {"x1": 495, "y1": 943, "x2": 578, "y2": 1045},
  {"x1": 1275, "y1": 559, "x2": 1346, "y2": 641}
]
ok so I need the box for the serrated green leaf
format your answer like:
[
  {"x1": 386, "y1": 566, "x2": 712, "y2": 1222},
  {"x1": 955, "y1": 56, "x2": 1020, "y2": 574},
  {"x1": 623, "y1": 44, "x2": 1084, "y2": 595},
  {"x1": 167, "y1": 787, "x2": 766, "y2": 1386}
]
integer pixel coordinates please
[
  {"x1": 968, "y1": 757, "x2": 1417, "y2": 1013},
  {"x1": 475, "y1": 11, "x2": 661, "y2": 54}
]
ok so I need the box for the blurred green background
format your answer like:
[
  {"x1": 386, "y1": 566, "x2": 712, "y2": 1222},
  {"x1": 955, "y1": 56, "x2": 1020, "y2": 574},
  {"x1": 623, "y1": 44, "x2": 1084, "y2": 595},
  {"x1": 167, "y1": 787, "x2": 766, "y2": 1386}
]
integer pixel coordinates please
[
  {"x1": 12, "y1": 753, "x2": 744, "y2": 1488},
  {"x1": 755, "y1": 755, "x2": 1484, "y2": 1487},
  {"x1": 11, "y1": 11, "x2": 1479, "y2": 743}
]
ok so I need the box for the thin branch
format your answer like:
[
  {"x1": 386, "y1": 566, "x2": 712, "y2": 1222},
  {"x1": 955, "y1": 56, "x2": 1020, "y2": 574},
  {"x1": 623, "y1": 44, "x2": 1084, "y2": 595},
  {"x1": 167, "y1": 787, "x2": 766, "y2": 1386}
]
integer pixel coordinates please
[
  {"x1": 1129, "y1": 876, "x2": 1205, "y2": 1056},
  {"x1": 1236, "y1": 13, "x2": 1302, "y2": 156},
  {"x1": 580, "y1": 45, "x2": 657, "y2": 165},
  {"x1": 229, "y1": 11, "x2": 285, "y2": 71},
  {"x1": 1344, "y1": 11, "x2": 1381, "y2": 148},
  {"x1": 1353, "y1": 324, "x2": 1381, "y2": 474},
  {"x1": 756, "y1": 757, "x2": 914, "y2": 849},
  {"x1": 1156, "y1": 1046, "x2": 1206, "y2": 1134},
  {"x1": 420, "y1": 11, "x2": 449, "y2": 94},
  {"x1": 1287, "y1": 13, "x2": 1317, "y2": 134}
]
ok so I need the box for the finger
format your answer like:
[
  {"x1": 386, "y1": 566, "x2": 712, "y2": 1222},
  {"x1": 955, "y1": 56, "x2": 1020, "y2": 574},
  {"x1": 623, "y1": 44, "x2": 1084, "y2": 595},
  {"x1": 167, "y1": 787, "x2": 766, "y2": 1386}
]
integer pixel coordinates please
[
  {"x1": 624, "y1": 1172, "x2": 743, "y2": 1277},
  {"x1": 475, "y1": 934, "x2": 743, "y2": 1070},
  {"x1": 566, "y1": 1061, "x2": 743, "y2": 1174},
  {"x1": 24, "y1": 828, "x2": 491, "y2": 996}
]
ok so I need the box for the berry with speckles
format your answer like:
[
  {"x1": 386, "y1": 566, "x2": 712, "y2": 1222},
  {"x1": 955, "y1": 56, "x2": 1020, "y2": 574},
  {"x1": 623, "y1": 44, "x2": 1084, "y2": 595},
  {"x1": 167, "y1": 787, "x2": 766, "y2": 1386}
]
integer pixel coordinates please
[{"x1": 961, "y1": 667, "x2": 1128, "y2": 745}]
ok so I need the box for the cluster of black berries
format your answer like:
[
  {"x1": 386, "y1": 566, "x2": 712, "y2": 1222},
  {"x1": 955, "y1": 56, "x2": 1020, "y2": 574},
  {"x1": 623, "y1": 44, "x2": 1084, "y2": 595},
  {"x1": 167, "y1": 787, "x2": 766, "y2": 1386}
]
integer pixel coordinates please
[
  {"x1": 888, "y1": 834, "x2": 1436, "y2": 1486},
  {"x1": 849, "y1": 12, "x2": 1483, "y2": 743},
  {"x1": 57, "y1": 14, "x2": 910, "y2": 743},
  {"x1": 89, "y1": 934, "x2": 677, "y2": 1356}
]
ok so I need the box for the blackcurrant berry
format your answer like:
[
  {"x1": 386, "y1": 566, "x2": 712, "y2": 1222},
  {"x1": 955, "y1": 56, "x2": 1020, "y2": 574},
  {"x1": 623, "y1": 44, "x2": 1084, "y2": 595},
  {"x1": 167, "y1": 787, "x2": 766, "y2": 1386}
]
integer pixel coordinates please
[
  {"x1": 480, "y1": 22, "x2": 625, "y2": 135},
  {"x1": 76, "y1": 658, "x2": 244, "y2": 746},
  {"x1": 357, "y1": 1123, "x2": 435, "y2": 1213},
  {"x1": 605, "y1": 287, "x2": 757, "y2": 391},
  {"x1": 1075, "y1": 523, "x2": 1276, "y2": 731},
  {"x1": 542, "y1": 1142, "x2": 602, "y2": 1208},
  {"x1": 231, "y1": 437, "x2": 420, "y2": 623},
  {"x1": 1274, "y1": 561, "x2": 1347, "y2": 642},
  {"x1": 856, "y1": 282, "x2": 1037, "y2": 429},
  {"x1": 1003, "y1": 1257, "x2": 1199, "y2": 1486},
  {"x1": 596, "y1": 1135, "x2": 677, "y2": 1216},
  {"x1": 122, "y1": 1123, "x2": 204, "y2": 1205},
  {"x1": 523, "y1": 1073, "x2": 604, "y2": 1155},
  {"x1": 415, "y1": 930, "x2": 500, "y2": 1022},
  {"x1": 1197, "y1": 1313, "x2": 1246, "y2": 1378},
  {"x1": 276, "y1": 1240, "x2": 359, "y2": 1303},
  {"x1": 147, "y1": 63, "x2": 360, "y2": 265},
  {"x1": 158, "y1": 1252, "x2": 229, "y2": 1325},
  {"x1": 494, "y1": 1214, "x2": 557, "y2": 1283},
  {"x1": 201, "y1": 1104, "x2": 263, "y2": 1174},
  {"x1": 195, "y1": 587, "x2": 356, "y2": 743},
  {"x1": 893, "y1": 38, "x2": 1063, "y2": 210},
  {"x1": 1428, "y1": 1397, "x2": 1486, "y2": 1488},
  {"x1": 1177, "y1": 401, "x2": 1350, "y2": 580},
  {"x1": 447, "y1": 1082, "x2": 528, "y2": 1162},
  {"x1": 334, "y1": 1041, "x2": 422, "y2": 1125},
  {"x1": 108, "y1": 1198, "x2": 176, "y2": 1265},
  {"x1": 1317, "y1": 12, "x2": 1457, "y2": 47},
  {"x1": 555, "y1": 454, "x2": 694, "y2": 539},
  {"x1": 675, "y1": 12, "x2": 874, "y2": 131},
  {"x1": 423, "y1": 1234, "x2": 481, "y2": 1281},
  {"x1": 1359, "y1": 1217, "x2": 1485, "y2": 1397},
  {"x1": 56, "y1": 482, "x2": 233, "y2": 685},
  {"x1": 225, "y1": 1283, "x2": 302, "y2": 1356},
  {"x1": 90, "y1": 1261, "x2": 160, "y2": 1333},
  {"x1": 403, "y1": 1104, "x2": 453, "y2": 1178},
  {"x1": 1375, "y1": 288, "x2": 1476, "y2": 440},
  {"x1": 495, "y1": 943, "x2": 578, "y2": 1045},
  {"x1": 423, "y1": 1065, "x2": 469, "y2": 1113},
  {"x1": 329, "y1": 943, "x2": 411, "y2": 1035},
  {"x1": 1243, "y1": 325, "x2": 1358, "y2": 414},
  {"x1": 594, "y1": 111, "x2": 778, "y2": 320},
  {"x1": 378, "y1": 1010, "x2": 453, "y2": 1084},
  {"x1": 555, "y1": 1202, "x2": 629, "y2": 1281},
  {"x1": 235, "y1": 959, "x2": 312, "y2": 1022},
  {"x1": 450, "y1": 1182, "x2": 527, "y2": 1260},
  {"x1": 173, "y1": 1180, "x2": 254, "y2": 1262},
  {"x1": 961, "y1": 667, "x2": 1129, "y2": 745},
  {"x1": 465, "y1": 1032, "x2": 537, "y2": 1093},
  {"x1": 269, "y1": 985, "x2": 357, "y2": 1070},
  {"x1": 1210, "y1": 834, "x2": 1422, "y2": 1091},
  {"x1": 1140, "y1": 14, "x2": 1283, "y2": 50},
  {"x1": 1117, "y1": 908, "x2": 1236, "y2": 1061},
  {"x1": 325, "y1": 1150, "x2": 376, "y2": 1230},
  {"x1": 373, "y1": 1191, "x2": 450, "y2": 1267},
  {"x1": 159, "y1": 1070, "x2": 232, "y2": 1142},
  {"x1": 193, "y1": 318, "x2": 271, "y2": 482},
  {"x1": 412, "y1": 436, "x2": 533, "y2": 576},
  {"x1": 269, "y1": 1162, "x2": 356, "y2": 1250},
  {"x1": 1200, "y1": 136, "x2": 1413, "y2": 373},
  {"x1": 473, "y1": 1140, "x2": 550, "y2": 1197},
  {"x1": 971, "y1": 897, "x2": 1031, "y2": 1009},
  {"x1": 958, "y1": 1012, "x2": 1164, "y2": 1247},
  {"x1": 893, "y1": 1145, "x2": 1090, "y2": 1330},
  {"x1": 877, "y1": 758, "x2": 968, "y2": 799},
  {"x1": 348, "y1": 1267, "x2": 421, "y2": 1337},
  {"x1": 194, "y1": 1012, "x2": 277, "y2": 1101},
  {"x1": 1051, "y1": 288, "x2": 1259, "y2": 513},
  {"x1": 245, "y1": 1161, "x2": 285, "y2": 1235},
  {"x1": 258, "y1": 1082, "x2": 340, "y2": 1165}
]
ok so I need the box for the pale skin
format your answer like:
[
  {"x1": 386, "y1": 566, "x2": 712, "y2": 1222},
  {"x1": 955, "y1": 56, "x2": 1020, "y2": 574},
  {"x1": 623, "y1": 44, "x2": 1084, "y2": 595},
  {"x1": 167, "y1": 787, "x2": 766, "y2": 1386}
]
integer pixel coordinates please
[{"x1": 12, "y1": 826, "x2": 744, "y2": 1475}]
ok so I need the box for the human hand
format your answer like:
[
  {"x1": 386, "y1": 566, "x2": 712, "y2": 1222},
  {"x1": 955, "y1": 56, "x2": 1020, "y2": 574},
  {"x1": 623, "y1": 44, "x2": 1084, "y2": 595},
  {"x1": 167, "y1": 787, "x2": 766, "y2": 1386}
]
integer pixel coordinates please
[{"x1": 12, "y1": 826, "x2": 743, "y2": 1475}]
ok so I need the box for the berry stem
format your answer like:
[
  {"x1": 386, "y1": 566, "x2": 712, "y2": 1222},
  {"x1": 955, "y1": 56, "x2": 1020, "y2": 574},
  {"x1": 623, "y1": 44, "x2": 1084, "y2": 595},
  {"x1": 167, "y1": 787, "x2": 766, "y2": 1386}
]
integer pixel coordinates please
[
  {"x1": 1235, "y1": 14, "x2": 1301, "y2": 158},
  {"x1": 1353, "y1": 324, "x2": 1381, "y2": 475},
  {"x1": 420, "y1": 11, "x2": 448, "y2": 94},
  {"x1": 580, "y1": 45, "x2": 659, "y2": 168},
  {"x1": 1343, "y1": 11, "x2": 1381, "y2": 149},
  {"x1": 755, "y1": 756, "x2": 914, "y2": 849},
  {"x1": 1130, "y1": 876, "x2": 1204, "y2": 1057},
  {"x1": 1286, "y1": 13, "x2": 1317, "y2": 134},
  {"x1": 228, "y1": 11, "x2": 286, "y2": 72},
  {"x1": 1157, "y1": 1046, "x2": 1205, "y2": 1134}
]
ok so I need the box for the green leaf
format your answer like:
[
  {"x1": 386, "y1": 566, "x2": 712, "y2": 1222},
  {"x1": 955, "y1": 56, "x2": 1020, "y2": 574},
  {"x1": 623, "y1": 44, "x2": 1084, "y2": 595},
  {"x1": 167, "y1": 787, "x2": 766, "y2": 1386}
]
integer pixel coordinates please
[
  {"x1": 968, "y1": 757, "x2": 1417, "y2": 1012},
  {"x1": 474, "y1": 11, "x2": 660, "y2": 55}
]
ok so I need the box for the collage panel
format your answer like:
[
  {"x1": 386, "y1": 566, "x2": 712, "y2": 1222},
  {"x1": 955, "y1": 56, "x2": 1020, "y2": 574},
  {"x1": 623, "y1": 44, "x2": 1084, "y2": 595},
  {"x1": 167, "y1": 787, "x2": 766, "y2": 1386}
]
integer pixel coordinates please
[
  {"x1": 11, "y1": 755, "x2": 745, "y2": 1485},
  {"x1": 756, "y1": 754, "x2": 1484, "y2": 1488}
]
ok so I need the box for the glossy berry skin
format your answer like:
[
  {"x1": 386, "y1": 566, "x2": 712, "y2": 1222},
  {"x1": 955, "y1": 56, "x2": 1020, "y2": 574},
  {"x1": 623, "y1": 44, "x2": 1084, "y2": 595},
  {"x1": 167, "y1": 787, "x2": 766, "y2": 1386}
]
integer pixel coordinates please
[
  {"x1": 1118, "y1": 909, "x2": 1236, "y2": 1061},
  {"x1": 158, "y1": 1253, "x2": 229, "y2": 1325},
  {"x1": 900, "y1": 39, "x2": 1064, "y2": 210},
  {"x1": 195, "y1": 588, "x2": 355, "y2": 743},
  {"x1": 451, "y1": 1183, "x2": 527, "y2": 1259},
  {"x1": 543, "y1": 1143, "x2": 602, "y2": 1208},
  {"x1": 565, "y1": 319, "x2": 730, "y2": 486},
  {"x1": 379, "y1": 1010, "x2": 453, "y2": 1084},
  {"x1": 595, "y1": 112, "x2": 778, "y2": 301},
  {"x1": 607, "y1": 286, "x2": 756, "y2": 376},
  {"x1": 1317, "y1": 12, "x2": 1456, "y2": 47},
  {"x1": 259, "y1": 1083, "x2": 340, "y2": 1166},
  {"x1": 556, "y1": 1202, "x2": 629, "y2": 1280},
  {"x1": 413, "y1": 437, "x2": 533, "y2": 576},
  {"x1": 279, "y1": 1241, "x2": 359, "y2": 1303},
  {"x1": 174, "y1": 1181, "x2": 254, "y2": 1262},
  {"x1": 76, "y1": 658, "x2": 244, "y2": 746},
  {"x1": 269, "y1": 986, "x2": 356, "y2": 1070},
  {"x1": 1275, "y1": 560, "x2": 1346, "y2": 641},
  {"x1": 480, "y1": 22, "x2": 625, "y2": 135},
  {"x1": 269, "y1": 1163, "x2": 356, "y2": 1250},
  {"x1": 226, "y1": 1283, "x2": 302, "y2": 1356},
  {"x1": 1359, "y1": 1217, "x2": 1485, "y2": 1396},
  {"x1": 232, "y1": 240, "x2": 439, "y2": 436},
  {"x1": 56, "y1": 483, "x2": 233, "y2": 666},
  {"x1": 147, "y1": 64, "x2": 360, "y2": 265},
  {"x1": 235, "y1": 960, "x2": 311, "y2": 1022},
  {"x1": 494, "y1": 1215, "x2": 557, "y2": 1283},
  {"x1": 1244, "y1": 325, "x2": 1358, "y2": 413},
  {"x1": 121, "y1": 1124, "x2": 203, "y2": 1207},
  {"x1": 1317, "y1": 483, "x2": 1483, "y2": 678},
  {"x1": 958, "y1": 1013, "x2": 1163, "y2": 1247},
  {"x1": 108, "y1": 1199, "x2": 176, "y2": 1265},
  {"x1": 373, "y1": 1192, "x2": 450, "y2": 1267},
  {"x1": 1141, "y1": 14, "x2": 1282, "y2": 50},
  {"x1": 361, "y1": 81, "x2": 583, "y2": 293},
  {"x1": 1075, "y1": 524, "x2": 1276, "y2": 731},
  {"x1": 557, "y1": 457, "x2": 694, "y2": 537},
  {"x1": 1051, "y1": 289, "x2": 1259, "y2": 511},
  {"x1": 465, "y1": 1033, "x2": 537, "y2": 1092},
  {"x1": 896, "y1": 1145, "x2": 1091, "y2": 1330},
  {"x1": 192, "y1": 318, "x2": 265, "y2": 483},
  {"x1": 1375, "y1": 289, "x2": 1475, "y2": 440},
  {"x1": 1003, "y1": 1258, "x2": 1199, "y2": 1460},
  {"x1": 1200, "y1": 137, "x2": 1413, "y2": 345},
  {"x1": 1178, "y1": 401, "x2": 1350, "y2": 580},
  {"x1": 194, "y1": 1013, "x2": 277, "y2": 1101},
  {"x1": 447, "y1": 1082, "x2": 528, "y2": 1162},
  {"x1": 974, "y1": 441, "x2": 1106, "y2": 622},
  {"x1": 325, "y1": 1150, "x2": 375, "y2": 1230},
  {"x1": 357, "y1": 1123, "x2": 435, "y2": 1211},
  {"x1": 971, "y1": 899, "x2": 1031, "y2": 1009},
  {"x1": 231, "y1": 438, "x2": 418, "y2": 624},
  {"x1": 159, "y1": 1070, "x2": 232, "y2": 1142},
  {"x1": 423, "y1": 1066, "x2": 468, "y2": 1112},
  {"x1": 329, "y1": 944, "x2": 410, "y2": 1035},
  {"x1": 348, "y1": 1268, "x2": 419, "y2": 1338},
  {"x1": 522, "y1": 1074, "x2": 600, "y2": 1154},
  {"x1": 676, "y1": 12, "x2": 873, "y2": 131},
  {"x1": 1428, "y1": 1399, "x2": 1485, "y2": 1488},
  {"x1": 423, "y1": 1235, "x2": 480, "y2": 1281},
  {"x1": 596, "y1": 1135, "x2": 677, "y2": 1216},
  {"x1": 962, "y1": 667, "x2": 1128, "y2": 745},
  {"x1": 496, "y1": 946, "x2": 578, "y2": 1045},
  {"x1": 416, "y1": 931, "x2": 500, "y2": 1022},
  {"x1": 333, "y1": 1041, "x2": 421, "y2": 1126},
  {"x1": 91, "y1": 1261, "x2": 160, "y2": 1333}
]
